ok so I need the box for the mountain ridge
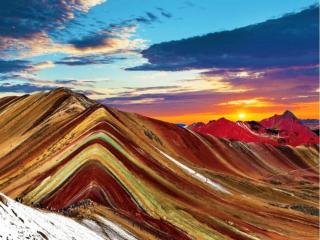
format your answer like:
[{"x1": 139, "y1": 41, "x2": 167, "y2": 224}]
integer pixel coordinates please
[
  {"x1": 189, "y1": 110, "x2": 319, "y2": 146},
  {"x1": 0, "y1": 88, "x2": 318, "y2": 240}
]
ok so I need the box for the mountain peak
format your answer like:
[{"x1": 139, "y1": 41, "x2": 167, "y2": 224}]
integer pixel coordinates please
[
  {"x1": 52, "y1": 87, "x2": 74, "y2": 94},
  {"x1": 282, "y1": 110, "x2": 298, "y2": 120},
  {"x1": 51, "y1": 87, "x2": 85, "y2": 98},
  {"x1": 49, "y1": 87, "x2": 96, "y2": 108},
  {"x1": 216, "y1": 117, "x2": 231, "y2": 123}
]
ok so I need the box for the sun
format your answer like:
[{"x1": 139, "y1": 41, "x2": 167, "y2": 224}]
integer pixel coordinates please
[{"x1": 238, "y1": 113, "x2": 246, "y2": 120}]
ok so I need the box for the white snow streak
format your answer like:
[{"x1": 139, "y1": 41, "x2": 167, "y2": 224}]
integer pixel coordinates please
[{"x1": 155, "y1": 147, "x2": 231, "y2": 195}]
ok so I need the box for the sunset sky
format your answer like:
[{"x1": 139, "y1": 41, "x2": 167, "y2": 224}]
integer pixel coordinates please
[{"x1": 0, "y1": 0, "x2": 318, "y2": 123}]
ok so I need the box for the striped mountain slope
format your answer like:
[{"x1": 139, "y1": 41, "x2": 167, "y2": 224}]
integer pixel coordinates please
[{"x1": 0, "y1": 88, "x2": 318, "y2": 239}]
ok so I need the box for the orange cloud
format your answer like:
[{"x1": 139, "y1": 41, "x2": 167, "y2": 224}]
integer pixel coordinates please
[{"x1": 218, "y1": 98, "x2": 275, "y2": 107}]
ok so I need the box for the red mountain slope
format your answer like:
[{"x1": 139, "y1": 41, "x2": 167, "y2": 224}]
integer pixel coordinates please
[
  {"x1": 260, "y1": 110, "x2": 319, "y2": 146},
  {"x1": 190, "y1": 118, "x2": 274, "y2": 144},
  {"x1": 189, "y1": 111, "x2": 319, "y2": 146}
]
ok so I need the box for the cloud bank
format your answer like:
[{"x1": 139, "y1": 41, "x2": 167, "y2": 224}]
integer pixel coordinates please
[{"x1": 131, "y1": 5, "x2": 319, "y2": 71}]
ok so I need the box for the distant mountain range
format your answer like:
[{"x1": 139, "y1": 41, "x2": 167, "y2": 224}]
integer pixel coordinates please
[
  {"x1": 0, "y1": 88, "x2": 318, "y2": 239},
  {"x1": 188, "y1": 110, "x2": 319, "y2": 146}
]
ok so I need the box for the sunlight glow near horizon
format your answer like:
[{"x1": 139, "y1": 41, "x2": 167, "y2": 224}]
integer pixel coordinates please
[
  {"x1": 238, "y1": 113, "x2": 246, "y2": 120},
  {"x1": 0, "y1": 0, "x2": 318, "y2": 124}
]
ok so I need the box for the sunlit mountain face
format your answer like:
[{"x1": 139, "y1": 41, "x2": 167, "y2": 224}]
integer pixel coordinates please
[
  {"x1": 0, "y1": 89, "x2": 319, "y2": 239},
  {"x1": 0, "y1": 1, "x2": 319, "y2": 239}
]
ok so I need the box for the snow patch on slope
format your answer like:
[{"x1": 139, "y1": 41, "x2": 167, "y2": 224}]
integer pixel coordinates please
[
  {"x1": 81, "y1": 217, "x2": 139, "y2": 240},
  {"x1": 0, "y1": 193, "x2": 103, "y2": 240}
]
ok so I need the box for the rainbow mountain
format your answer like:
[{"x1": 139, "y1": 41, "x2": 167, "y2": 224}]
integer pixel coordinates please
[{"x1": 0, "y1": 88, "x2": 318, "y2": 239}]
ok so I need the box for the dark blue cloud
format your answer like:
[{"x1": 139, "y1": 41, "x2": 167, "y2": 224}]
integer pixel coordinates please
[
  {"x1": 0, "y1": 0, "x2": 89, "y2": 40},
  {"x1": 134, "y1": 11, "x2": 161, "y2": 24},
  {"x1": 55, "y1": 55, "x2": 126, "y2": 66},
  {"x1": 146, "y1": 12, "x2": 158, "y2": 21},
  {"x1": 134, "y1": 17, "x2": 150, "y2": 24},
  {"x1": 54, "y1": 79, "x2": 78, "y2": 84},
  {"x1": 0, "y1": 83, "x2": 55, "y2": 93},
  {"x1": 156, "y1": 8, "x2": 172, "y2": 18},
  {"x1": 67, "y1": 21, "x2": 131, "y2": 50},
  {"x1": 125, "y1": 86, "x2": 179, "y2": 91},
  {"x1": 68, "y1": 9, "x2": 167, "y2": 50},
  {"x1": 0, "y1": 59, "x2": 30, "y2": 73},
  {"x1": 68, "y1": 32, "x2": 114, "y2": 50},
  {"x1": 130, "y1": 5, "x2": 319, "y2": 71}
]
